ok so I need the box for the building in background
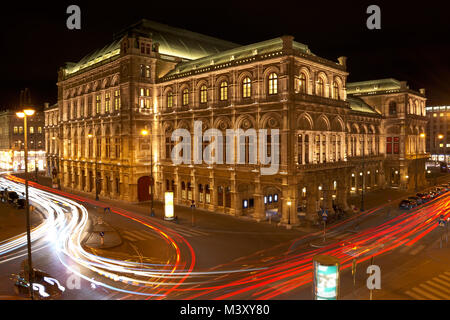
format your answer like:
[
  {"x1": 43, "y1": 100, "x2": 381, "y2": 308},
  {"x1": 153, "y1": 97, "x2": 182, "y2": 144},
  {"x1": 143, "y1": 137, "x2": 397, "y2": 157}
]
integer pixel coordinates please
[
  {"x1": 52, "y1": 19, "x2": 429, "y2": 225},
  {"x1": 44, "y1": 103, "x2": 59, "y2": 178},
  {"x1": 425, "y1": 105, "x2": 450, "y2": 167},
  {"x1": 347, "y1": 79, "x2": 428, "y2": 190},
  {"x1": 0, "y1": 108, "x2": 46, "y2": 172}
]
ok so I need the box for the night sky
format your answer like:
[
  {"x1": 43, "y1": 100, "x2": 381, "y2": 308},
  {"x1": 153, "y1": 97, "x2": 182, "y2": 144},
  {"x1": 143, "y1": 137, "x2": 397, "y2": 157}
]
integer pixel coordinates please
[{"x1": 1, "y1": 0, "x2": 450, "y2": 109}]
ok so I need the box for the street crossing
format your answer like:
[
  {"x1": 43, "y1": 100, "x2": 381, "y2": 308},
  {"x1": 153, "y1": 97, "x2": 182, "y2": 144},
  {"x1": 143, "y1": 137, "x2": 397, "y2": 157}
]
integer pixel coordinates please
[
  {"x1": 398, "y1": 244, "x2": 426, "y2": 256},
  {"x1": 404, "y1": 272, "x2": 450, "y2": 300},
  {"x1": 121, "y1": 227, "x2": 210, "y2": 242}
]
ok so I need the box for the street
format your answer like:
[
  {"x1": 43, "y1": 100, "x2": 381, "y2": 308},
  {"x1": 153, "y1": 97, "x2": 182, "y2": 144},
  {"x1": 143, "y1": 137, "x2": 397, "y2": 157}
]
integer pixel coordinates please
[{"x1": 0, "y1": 173, "x2": 449, "y2": 300}]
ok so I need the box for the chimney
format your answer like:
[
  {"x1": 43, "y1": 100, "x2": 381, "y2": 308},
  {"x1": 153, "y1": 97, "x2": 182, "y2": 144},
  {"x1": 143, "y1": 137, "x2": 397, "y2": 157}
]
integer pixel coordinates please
[
  {"x1": 338, "y1": 56, "x2": 347, "y2": 68},
  {"x1": 281, "y1": 35, "x2": 294, "y2": 51},
  {"x1": 153, "y1": 42, "x2": 160, "y2": 53},
  {"x1": 419, "y1": 88, "x2": 426, "y2": 95}
]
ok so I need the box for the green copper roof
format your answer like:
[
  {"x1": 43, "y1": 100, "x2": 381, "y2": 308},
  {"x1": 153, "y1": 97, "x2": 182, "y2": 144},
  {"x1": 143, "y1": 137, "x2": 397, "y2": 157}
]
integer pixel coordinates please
[
  {"x1": 347, "y1": 96, "x2": 381, "y2": 115},
  {"x1": 164, "y1": 37, "x2": 312, "y2": 77},
  {"x1": 65, "y1": 19, "x2": 240, "y2": 75},
  {"x1": 346, "y1": 78, "x2": 402, "y2": 94}
]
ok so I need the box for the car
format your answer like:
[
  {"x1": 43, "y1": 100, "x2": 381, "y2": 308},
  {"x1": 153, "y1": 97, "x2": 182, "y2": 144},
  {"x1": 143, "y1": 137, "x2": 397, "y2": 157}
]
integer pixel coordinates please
[
  {"x1": 15, "y1": 198, "x2": 25, "y2": 209},
  {"x1": 399, "y1": 199, "x2": 416, "y2": 209},
  {"x1": 416, "y1": 193, "x2": 430, "y2": 202},
  {"x1": 408, "y1": 196, "x2": 422, "y2": 205},
  {"x1": 439, "y1": 184, "x2": 449, "y2": 191},
  {"x1": 7, "y1": 191, "x2": 18, "y2": 203}
]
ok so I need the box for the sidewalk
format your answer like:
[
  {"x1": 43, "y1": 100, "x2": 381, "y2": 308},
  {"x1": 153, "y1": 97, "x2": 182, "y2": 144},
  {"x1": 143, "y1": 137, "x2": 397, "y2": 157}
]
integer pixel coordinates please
[{"x1": 0, "y1": 201, "x2": 42, "y2": 241}]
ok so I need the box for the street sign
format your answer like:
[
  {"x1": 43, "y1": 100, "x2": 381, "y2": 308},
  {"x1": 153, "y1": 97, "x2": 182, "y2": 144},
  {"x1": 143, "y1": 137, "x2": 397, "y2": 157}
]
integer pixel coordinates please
[
  {"x1": 439, "y1": 219, "x2": 446, "y2": 227},
  {"x1": 99, "y1": 232, "x2": 104, "y2": 237}
]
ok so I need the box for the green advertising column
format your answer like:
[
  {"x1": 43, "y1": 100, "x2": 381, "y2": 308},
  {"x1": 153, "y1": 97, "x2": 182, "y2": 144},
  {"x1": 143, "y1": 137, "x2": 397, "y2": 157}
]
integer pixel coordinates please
[{"x1": 313, "y1": 255, "x2": 340, "y2": 300}]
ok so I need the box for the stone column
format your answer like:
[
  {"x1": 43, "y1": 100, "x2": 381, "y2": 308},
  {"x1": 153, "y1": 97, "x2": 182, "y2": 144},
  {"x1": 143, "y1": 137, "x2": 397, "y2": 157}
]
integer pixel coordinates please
[
  {"x1": 306, "y1": 179, "x2": 318, "y2": 223},
  {"x1": 253, "y1": 180, "x2": 265, "y2": 222}
]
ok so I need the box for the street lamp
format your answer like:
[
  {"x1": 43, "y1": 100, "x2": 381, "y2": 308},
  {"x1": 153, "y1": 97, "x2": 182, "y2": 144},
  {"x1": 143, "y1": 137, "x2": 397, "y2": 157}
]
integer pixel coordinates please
[
  {"x1": 286, "y1": 200, "x2": 292, "y2": 228},
  {"x1": 361, "y1": 136, "x2": 365, "y2": 212},
  {"x1": 88, "y1": 134, "x2": 99, "y2": 200},
  {"x1": 415, "y1": 133, "x2": 426, "y2": 191},
  {"x1": 16, "y1": 108, "x2": 35, "y2": 300},
  {"x1": 141, "y1": 129, "x2": 154, "y2": 216}
]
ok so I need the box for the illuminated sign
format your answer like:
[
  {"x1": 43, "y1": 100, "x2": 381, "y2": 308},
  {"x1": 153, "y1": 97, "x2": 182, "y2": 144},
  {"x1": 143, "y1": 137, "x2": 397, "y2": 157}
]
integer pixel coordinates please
[
  {"x1": 164, "y1": 192, "x2": 174, "y2": 220},
  {"x1": 313, "y1": 255, "x2": 340, "y2": 300}
]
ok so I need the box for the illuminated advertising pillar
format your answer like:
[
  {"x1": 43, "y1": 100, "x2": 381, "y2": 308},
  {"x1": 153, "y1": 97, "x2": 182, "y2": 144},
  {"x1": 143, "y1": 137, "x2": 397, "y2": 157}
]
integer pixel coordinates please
[
  {"x1": 313, "y1": 255, "x2": 340, "y2": 300},
  {"x1": 164, "y1": 191, "x2": 174, "y2": 220}
]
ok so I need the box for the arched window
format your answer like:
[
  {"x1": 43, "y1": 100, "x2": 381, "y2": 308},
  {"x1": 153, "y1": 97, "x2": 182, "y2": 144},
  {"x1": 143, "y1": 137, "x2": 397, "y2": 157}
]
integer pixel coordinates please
[
  {"x1": 182, "y1": 88, "x2": 189, "y2": 106},
  {"x1": 220, "y1": 81, "x2": 228, "y2": 101},
  {"x1": 296, "y1": 73, "x2": 307, "y2": 93},
  {"x1": 317, "y1": 77, "x2": 324, "y2": 97},
  {"x1": 388, "y1": 101, "x2": 397, "y2": 115},
  {"x1": 200, "y1": 85, "x2": 207, "y2": 103},
  {"x1": 167, "y1": 91, "x2": 173, "y2": 108},
  {"x1": 268, "y1": 72, "x2": 278, "y2": 95},
  {"x1": 333, "y1": 81, "x2": 340, "y2": 99},
  {"x1": 242, "y1": 77, "x2": 251, "y2": 98}
]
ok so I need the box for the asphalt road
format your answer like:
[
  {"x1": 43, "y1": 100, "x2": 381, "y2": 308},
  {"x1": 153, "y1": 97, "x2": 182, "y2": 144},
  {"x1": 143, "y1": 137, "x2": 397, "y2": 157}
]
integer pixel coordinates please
[{"x1": 1, "y1": 173, "x2": 449, "y2": 300}]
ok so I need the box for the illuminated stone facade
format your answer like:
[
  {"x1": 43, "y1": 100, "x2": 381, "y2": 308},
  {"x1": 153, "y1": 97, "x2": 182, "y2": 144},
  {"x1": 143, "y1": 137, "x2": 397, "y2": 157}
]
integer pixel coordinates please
[
  {"x1": 0, "y1": 108, "x2": 45, "y2": 171},
  {"x1": 50, "y1": 20, "x2": 428, "y2": 225}
]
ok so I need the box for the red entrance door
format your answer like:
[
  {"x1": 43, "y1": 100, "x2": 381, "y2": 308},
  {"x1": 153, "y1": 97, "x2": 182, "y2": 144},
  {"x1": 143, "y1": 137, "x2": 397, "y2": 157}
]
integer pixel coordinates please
[{"x1": 138, "y1": 176, "x2": 151, "y2": 202}]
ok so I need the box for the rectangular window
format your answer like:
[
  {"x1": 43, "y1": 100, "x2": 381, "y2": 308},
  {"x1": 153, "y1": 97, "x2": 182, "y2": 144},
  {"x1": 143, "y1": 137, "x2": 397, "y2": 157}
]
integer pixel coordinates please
[
  {"x1": 393, "y1": 137, "x2": 399, "y2": 154},
  {"x1": 30, "y1": 126, "x2": 34, "y2": 134},
  {"x1": 114, "y1": 90, "x2": 121, "y2": 110},
  {"x1": 19, "y1": 126, "x2": 23, "y2": 134},
  {"x1": 105, "y1": 92, "x2": 111, "y2": 112},
  {"x1": 96, "y1": 95, "x2": 101, "y2": 114},
  {"x1": 115, "y1": 138, "x2": 120, "y2": 158},
  {"x1": 38, "y1": 126, "x2": 42, "y2": 133},
  {"x1": 13, "y1": 126, "x2": 18, "y2": 134},
  {"x1": 386, "y1": 137, "x2": 392, "y2": 154},
  {"x1": 145, "y1": 65, "x2": 150, "y2": 78}
]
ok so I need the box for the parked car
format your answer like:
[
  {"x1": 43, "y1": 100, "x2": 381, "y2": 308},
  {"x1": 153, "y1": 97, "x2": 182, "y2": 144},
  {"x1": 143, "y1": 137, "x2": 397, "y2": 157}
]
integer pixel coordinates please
[
  {"x1": 416, "y1": 193, "x2": 430, "y2": 202},
  {"x1": 7, "y1": 191, "x2": 19, "y2": 204},
  {"x1": 439, "y1": 184, "x2": 449, "y2": 191},
  {"x1": 15, "y1": 198, "x2": 25, "y2": 209},
  {"x1": 408, "y1": 196, "x2": 422, "y2": 205},
  {"x1": 399, "y1": 199, "x2": 416, "y2": 209}
]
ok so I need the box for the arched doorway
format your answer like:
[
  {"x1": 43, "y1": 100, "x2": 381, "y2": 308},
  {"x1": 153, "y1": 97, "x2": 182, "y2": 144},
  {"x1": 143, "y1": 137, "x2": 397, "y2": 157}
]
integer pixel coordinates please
[{"x1": 138, "y1": 176, "x2": 151, "y2": 202}]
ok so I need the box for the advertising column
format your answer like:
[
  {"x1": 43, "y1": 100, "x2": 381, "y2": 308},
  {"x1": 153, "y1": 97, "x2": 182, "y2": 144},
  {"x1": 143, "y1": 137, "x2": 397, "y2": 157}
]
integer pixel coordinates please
[{"x1": 313, "y1": 255, "x2": 340, "y2": 300}]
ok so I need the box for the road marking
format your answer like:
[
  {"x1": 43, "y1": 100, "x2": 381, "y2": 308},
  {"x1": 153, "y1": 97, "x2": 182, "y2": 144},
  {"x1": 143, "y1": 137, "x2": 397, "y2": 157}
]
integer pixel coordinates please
[
  {"x1": 405, "y1": 290, "x2": 426, "y2": 300},
  {"x1": 399, "y1": 245, "x2": 411, "y2": 253},
  {"x1": 409, "y1": 244, "x2": 426, "y2": 255},
  {"x1": 122, "y1": 230, "x2": 150, "y2": 241},
  {"x1": 419, "y1": 283, "x2": 448, "y2": 299},
  {"x1": 438, "y1": 274, "x2": 450, "y2": 281},
  {"x1": 426, "y1": 280, "x2": 450, "y2": 295},
  {"x1": 411, "y1": 286, "x2": 441, "y2": 300},
  {"x1": 433, "y1": 276, "x2": 450, "y2": 288},
  {"x1": 170, "y1": 227, "x2": 210, "y2": 238}
]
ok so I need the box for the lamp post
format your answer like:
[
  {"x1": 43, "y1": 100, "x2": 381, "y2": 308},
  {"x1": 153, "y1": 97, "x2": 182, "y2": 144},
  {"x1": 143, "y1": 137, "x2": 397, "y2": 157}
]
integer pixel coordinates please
[
  {"x1": 141, "y1": 129, "x2": 154, "y2": 216},
  {"x1": 16, "y1": 108, "x2": 35, "y2": 300},
  {"x1": 360, "y1": 136, "x2": 365, "y2": 212},
  {"x1": 286, "y1": 200, "x2": 292, "y2": 229},
  {"x1": 88, "y1": 134, "x2": 99, "y2": 200},
  {"x1": 415, "y1": 133, "x2": 426, "y2": 191}
]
